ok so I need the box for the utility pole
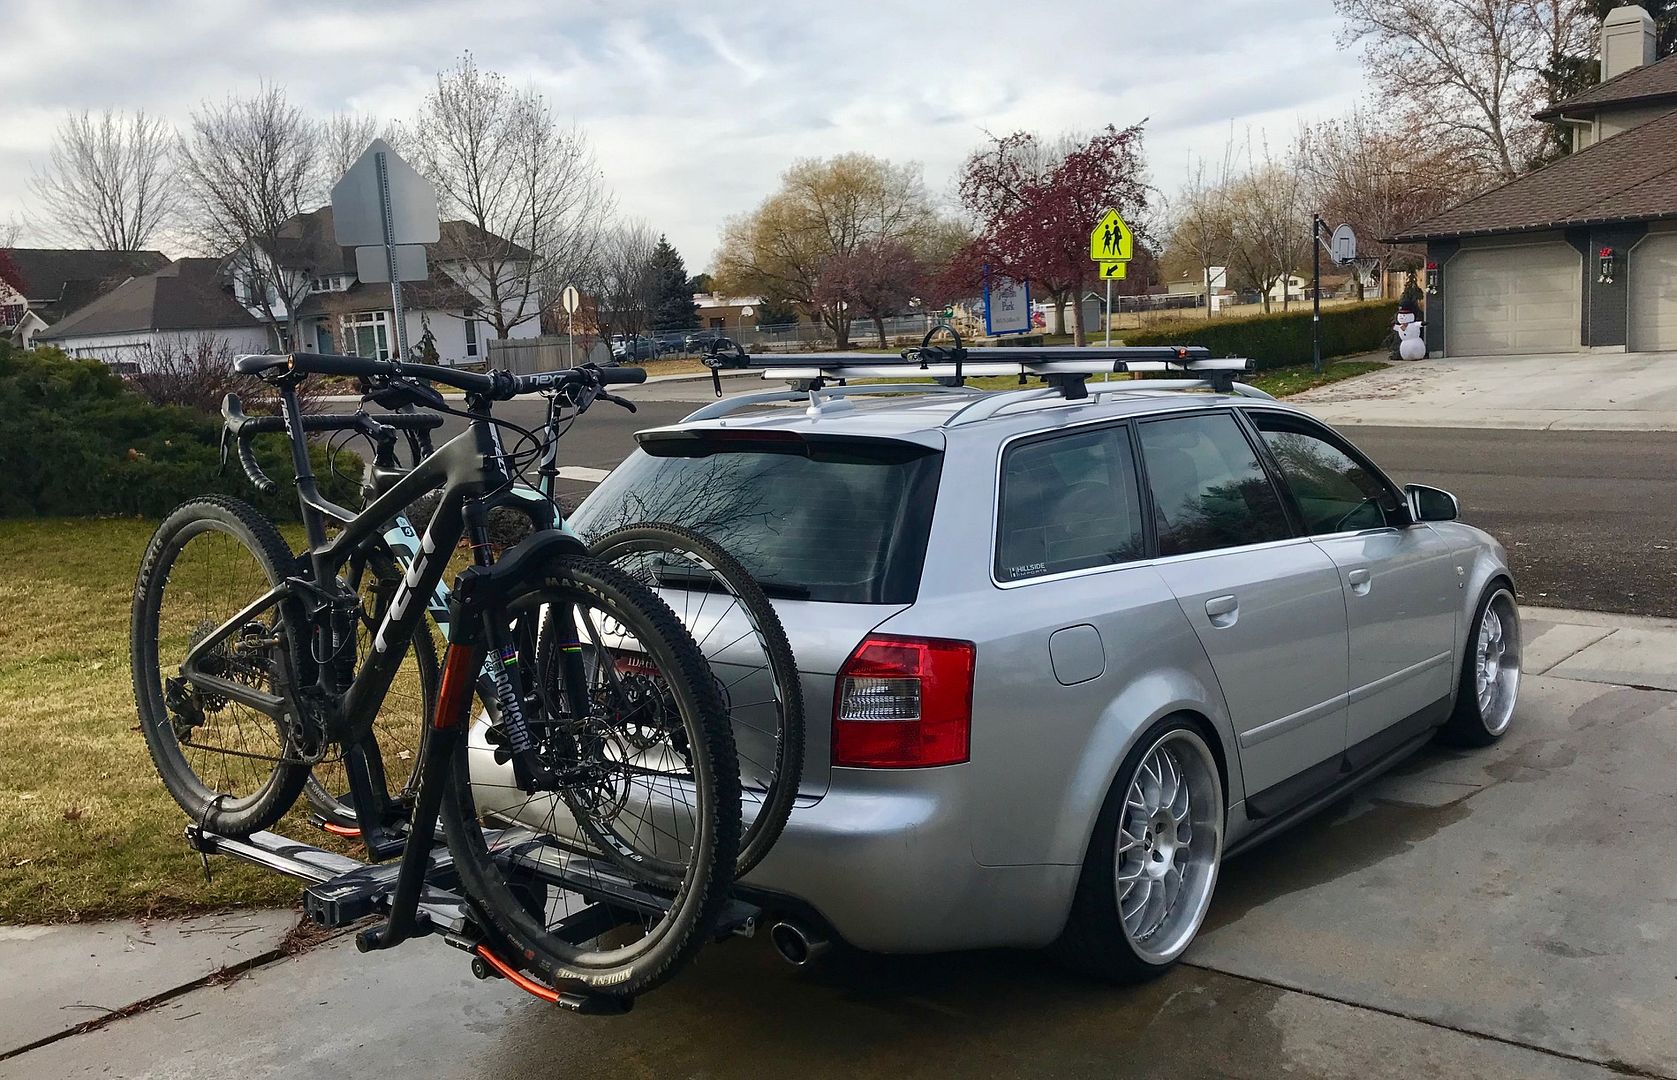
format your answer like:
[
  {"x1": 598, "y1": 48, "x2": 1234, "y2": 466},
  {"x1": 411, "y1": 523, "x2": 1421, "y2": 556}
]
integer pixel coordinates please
[{"x1": 1311, "y1": 213, "x2": 1323, "y2": 374}]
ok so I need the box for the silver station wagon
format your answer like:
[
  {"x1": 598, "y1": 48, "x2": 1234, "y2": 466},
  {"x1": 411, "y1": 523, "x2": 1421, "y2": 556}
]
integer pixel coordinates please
[{"x1": 554, "y1": 353, "x2": 1522, "y2": 981}]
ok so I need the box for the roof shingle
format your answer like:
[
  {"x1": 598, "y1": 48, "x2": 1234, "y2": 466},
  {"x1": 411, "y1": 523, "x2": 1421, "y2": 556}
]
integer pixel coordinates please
[
  {"x1": 1390, "y1": 106, "x2": 1677, "y2": 241},
  {"x1": 1534, "y1": 50, "x2": 1677, "y2": 120},
  {"x1": 37, "y1": 258, "x2": 261, "y2": 341},
  {"x1": 1, "y1": 248, "x2": 170, "y2": 313}
]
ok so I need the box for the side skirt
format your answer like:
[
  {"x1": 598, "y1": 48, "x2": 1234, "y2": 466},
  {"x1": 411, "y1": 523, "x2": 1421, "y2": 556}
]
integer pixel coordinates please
[{"x1": 1227, "y1": 696, "x2": 1450, "y2": 859}]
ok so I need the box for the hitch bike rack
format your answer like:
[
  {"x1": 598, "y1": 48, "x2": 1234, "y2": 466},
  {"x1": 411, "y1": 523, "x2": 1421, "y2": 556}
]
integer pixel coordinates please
[{"x1": 185, "y1": 822, "x2": 761, "y2": 1014}]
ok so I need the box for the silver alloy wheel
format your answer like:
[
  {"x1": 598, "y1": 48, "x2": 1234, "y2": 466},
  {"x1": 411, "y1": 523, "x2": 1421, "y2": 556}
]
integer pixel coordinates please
[
  {"x1": 1474, "y1": 589, "x2": 1521, "y2": 736},
  {"x1": 1115, "y1": 728, "x2": 1223, "y2": 965}
]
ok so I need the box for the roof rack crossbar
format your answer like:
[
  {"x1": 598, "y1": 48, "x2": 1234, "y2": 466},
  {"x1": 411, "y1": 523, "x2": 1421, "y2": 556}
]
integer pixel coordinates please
[
  {"x1": 940, "y1": 377, "x2": 1276, "y2": 427},
  {"x1": 681, "y1": 381, "x2": 980, "y2": 424}
]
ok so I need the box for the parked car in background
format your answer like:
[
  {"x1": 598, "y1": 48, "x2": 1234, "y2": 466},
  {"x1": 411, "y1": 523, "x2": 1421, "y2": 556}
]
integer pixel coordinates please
[
  {"x1": 610, "y1": 335, "x2": 661, "y2": 361},
  {"x1": 484, "y1": 377, "x2": 1520, "y2": 983},
  {"x1": 682, "y1": 329, "x2": 724, "y2": 352}
]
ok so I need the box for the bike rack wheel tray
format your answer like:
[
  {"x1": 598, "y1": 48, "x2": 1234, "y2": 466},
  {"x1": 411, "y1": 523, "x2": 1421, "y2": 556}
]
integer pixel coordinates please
[{"x1": 185, "y1": 823, "x2": 760, "y2": 1014}]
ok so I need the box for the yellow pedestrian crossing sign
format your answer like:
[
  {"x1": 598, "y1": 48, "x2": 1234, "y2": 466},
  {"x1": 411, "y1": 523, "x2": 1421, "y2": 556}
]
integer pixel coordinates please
[
  {"x1": 1090, "y1": 209, "x2": 1133, "y2": 262},
  {"x1": 1100, "y1": 262, "x2": 1127, "y2": 279}
]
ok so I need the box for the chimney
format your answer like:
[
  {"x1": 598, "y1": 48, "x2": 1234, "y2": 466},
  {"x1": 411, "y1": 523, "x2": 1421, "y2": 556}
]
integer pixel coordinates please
[{"x1": 1601, "y1": 5, "x2": 1657, "y2": 82}]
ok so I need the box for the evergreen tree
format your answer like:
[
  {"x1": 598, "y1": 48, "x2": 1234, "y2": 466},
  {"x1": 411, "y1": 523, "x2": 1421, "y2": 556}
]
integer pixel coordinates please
[
  {"x1": 755, "y1": 297, "x2": 799, "y2": 326},
  {"x1": 647, "y1": 235, "x2": 699, "y2": 331}
]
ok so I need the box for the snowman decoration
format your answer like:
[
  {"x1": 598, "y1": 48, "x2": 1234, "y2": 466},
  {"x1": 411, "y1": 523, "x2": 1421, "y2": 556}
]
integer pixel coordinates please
[{"x1": 1393, "y1": 299, "x2": 1426, "y2": 361}]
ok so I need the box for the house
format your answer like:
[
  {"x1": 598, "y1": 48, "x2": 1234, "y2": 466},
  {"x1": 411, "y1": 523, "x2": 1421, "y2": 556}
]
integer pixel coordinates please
[
  {"x1": 229, "y1": 207, "x2": 541, "y2": 364},
  {"x1": 1, "y1": 248, "x2": 169, "y2": 348},
  {"x1": 1265, "y1": 274, "x2": 1310, "y2": 304},
  {"x1": 694, "y1": 292, "x2": 763, "y2": 332},
  {"x1": 34, "y1": 258, "x2": 271, "y2": 365},
  {"x1": 1391, "y1": 5, "x2": 1677, "y2": 356}
]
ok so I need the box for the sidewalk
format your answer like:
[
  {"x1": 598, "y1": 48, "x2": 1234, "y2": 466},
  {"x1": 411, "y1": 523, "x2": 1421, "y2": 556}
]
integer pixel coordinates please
[
  {"x1": 1291, "y1": 351, "x2": 1677, "y2": 430},
  {"x1": 1522, "y1": 604, "x2": 1677, "y2": 691}
]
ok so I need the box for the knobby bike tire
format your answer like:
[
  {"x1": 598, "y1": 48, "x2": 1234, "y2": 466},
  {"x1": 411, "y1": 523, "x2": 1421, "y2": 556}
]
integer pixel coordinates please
[
  {"x1": 439, "y1": 552, "x2": 740, "y2": 998},
  {"x1": 130, "y1": 496, "x2": 311, "y2": 837},
  {"x1": 585, "y1": 522, "x2": 804, "y2": 876}
]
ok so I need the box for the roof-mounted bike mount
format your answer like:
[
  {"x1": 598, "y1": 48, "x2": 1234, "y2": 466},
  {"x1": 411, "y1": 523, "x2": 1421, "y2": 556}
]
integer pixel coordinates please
[
  {"x1": 185, "y1": 822, "x2": 760, "y2": 1015},
  {"x1": 686, "y1": 324, "x2": 1263, "y2": 424},
  {"x1": 741, "y1": 324, "x2": 1249, "y2": 399}
]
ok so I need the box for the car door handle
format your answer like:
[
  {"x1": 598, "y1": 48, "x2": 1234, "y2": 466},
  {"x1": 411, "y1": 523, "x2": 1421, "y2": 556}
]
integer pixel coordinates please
[
  {"x1": 1347, "y1": 568, "x2": 1372, "y2": 595},
  {"x1": 1205, "y1": 594, "x2": 1239, "y2": 627}
]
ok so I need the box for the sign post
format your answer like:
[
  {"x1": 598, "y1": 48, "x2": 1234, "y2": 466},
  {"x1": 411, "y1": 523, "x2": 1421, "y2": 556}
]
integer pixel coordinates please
[
  {"x1": 1090, "y1": 209, "x2": 1134, "y2": 345},
  {"x1": 331, "y1": 139, "x2": 440, "y2": 362},
  {"x1": 561, "y1": 285, "x2": 580, "y2": 368}
]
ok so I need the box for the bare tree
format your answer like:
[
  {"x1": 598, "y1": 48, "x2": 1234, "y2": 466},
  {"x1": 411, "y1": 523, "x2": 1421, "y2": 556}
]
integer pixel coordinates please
[
  {"x1": 0, "y1": 216, "x2": 21, "y2": 249},
  {"x1": 412, "y1": 53, "x2": 612, "y2": 340},
  {"x1": 585, "y1": 220, "x2": 658, "y2": 343},
  {"x1": 1296, "y1": 109, "x2": 1463, "y2": 296},
  {"x1": 29, "y1": 109, "x2": 177, "y2": 250},
  {"x1": 176, "y1": 84, "x2": 323, "y2": 348},
  {"x1": 1224, "y1": 139, "x2": 1311, "y2": 312},
  {"x1": 1335, "y1": 0, "x2": 1552, "y2": 183},
  {"x1": 320, "y1": 112, "x2": 401, "y2": 183},
  {"x1": 1164, "y1": 147, "x2": 1235, "y2": 319}
]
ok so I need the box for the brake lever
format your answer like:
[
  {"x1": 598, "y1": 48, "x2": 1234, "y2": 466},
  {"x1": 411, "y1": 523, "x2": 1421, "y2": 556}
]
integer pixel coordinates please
[{"x1": 598, "y1": 390, "x2": 637, "y2": 414}]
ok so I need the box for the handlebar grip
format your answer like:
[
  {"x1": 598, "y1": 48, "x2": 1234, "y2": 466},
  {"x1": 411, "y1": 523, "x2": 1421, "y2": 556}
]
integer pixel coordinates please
[
  {"x1": 600, "y1": 366, "x2": 647, "y2": 385},
  {"x1": 236, "y1": 437, "x2": 279, "y2": 496}
]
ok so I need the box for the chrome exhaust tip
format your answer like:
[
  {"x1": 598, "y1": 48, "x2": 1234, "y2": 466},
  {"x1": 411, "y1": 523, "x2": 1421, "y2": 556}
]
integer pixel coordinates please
[{"x1": 768, "y1": 920, "x2": 830, "y2": 967}]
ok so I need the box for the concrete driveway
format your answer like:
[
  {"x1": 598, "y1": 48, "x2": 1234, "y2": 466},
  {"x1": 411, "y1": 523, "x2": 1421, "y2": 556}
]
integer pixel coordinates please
[
  {"x1": 1294, "y1": 352, "x2": 1677, "y2": 430},
  {"x1": 9, "y1": 609, "x2": 1677, "y2": 1079}
]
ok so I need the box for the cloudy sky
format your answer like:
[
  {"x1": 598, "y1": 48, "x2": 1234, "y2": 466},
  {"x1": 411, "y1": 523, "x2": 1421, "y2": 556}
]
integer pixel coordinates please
[{"x1": 0, "y1": 0, "x2": 1368, "y2": 270}]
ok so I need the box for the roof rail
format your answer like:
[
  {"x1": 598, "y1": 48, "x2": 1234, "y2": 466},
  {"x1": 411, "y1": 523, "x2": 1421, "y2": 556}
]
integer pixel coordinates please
[{"x1": 939, "y1": 377, "x2": 1274, "y2": 427}]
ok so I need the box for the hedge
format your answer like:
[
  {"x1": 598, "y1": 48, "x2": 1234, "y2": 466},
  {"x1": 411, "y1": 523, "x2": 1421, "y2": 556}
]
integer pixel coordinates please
[
  {"x1": 0, "y1": 343, "x2": 360, "y2": 519},
  {"x1": 1122, "y1": 300, "x2": 1396, "y2": 371}
]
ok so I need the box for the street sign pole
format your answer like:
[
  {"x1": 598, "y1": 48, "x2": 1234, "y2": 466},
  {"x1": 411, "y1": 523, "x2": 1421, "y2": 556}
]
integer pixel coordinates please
[
  {"x1": 1312, "y1": 213, "x2": 1323, "y2": 374},
  {"x1": 375, "y1": 149, "x2": 408, "y2": 362},
  {"x1": 1105, "y1": 276, "x2": 1113, "y2": 347}
]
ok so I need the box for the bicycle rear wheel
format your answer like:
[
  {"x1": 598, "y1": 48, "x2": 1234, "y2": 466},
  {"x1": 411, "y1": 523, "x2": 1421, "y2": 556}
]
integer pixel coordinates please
[
  {"x1": 585, "y1": 523, "x2": 803, "y2": 876},
  {"x1": 440, "y1": 553, "x2": 740, "y2": 998},
  {"x1": 131, "y1": 496, "x2": 311, "y2": 836}
]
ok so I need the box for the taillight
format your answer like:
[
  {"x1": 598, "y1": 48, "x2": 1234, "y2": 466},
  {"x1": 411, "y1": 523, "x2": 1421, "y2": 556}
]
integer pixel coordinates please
[{"x1": 833, "y1": 635, "x2": 975, "y2": 768}]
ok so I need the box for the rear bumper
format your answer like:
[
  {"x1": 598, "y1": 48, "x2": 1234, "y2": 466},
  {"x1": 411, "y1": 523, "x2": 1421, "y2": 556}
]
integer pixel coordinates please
[{"x1": 739, "y1": 766, "x2": 1079, "y2": 954}]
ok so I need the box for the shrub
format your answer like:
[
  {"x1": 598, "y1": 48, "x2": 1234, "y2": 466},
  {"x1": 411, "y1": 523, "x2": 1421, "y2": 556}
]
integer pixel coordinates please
[
  {"x1": 1123, "y1": 300, "x2": 1396, "y2": 371},
  {"x1": 0, "y1": 343, "x2": 361, "y2": 520}
]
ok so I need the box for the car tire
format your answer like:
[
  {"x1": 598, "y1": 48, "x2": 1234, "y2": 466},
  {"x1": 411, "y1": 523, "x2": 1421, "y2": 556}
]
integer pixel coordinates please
[
  {"x1": 1439, "y1": 583, "x2": 1521, "y2": 747},
  {"x1": 1051, "y1": 716, "x2": 1224, "y2": 983}
]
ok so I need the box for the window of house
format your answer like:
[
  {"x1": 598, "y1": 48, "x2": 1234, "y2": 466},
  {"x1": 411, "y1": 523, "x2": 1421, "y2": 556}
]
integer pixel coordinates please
[
  {"x1": 995, "y1": 426, "x2": 1145, "y2": 582},
  {"x1": 1138, "y1": 412, "x2": 1291, "y2": 557},
  {"x1": 342, "y1": 311, "x2": 391, "y2": 360},
  {"x1": 464, "y1": 311, "x2": 479, "y2": 357}
]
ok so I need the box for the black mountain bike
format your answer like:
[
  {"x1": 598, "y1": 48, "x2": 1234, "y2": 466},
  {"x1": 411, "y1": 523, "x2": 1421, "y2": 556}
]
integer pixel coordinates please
[{"x1": 130, "y1": 351, "x2": 740, "y2": 998}]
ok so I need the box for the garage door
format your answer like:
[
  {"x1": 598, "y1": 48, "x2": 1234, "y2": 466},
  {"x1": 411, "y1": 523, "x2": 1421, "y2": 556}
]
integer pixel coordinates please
[
  {"x1": 1629, "y1": 233, "x2": 1677, "y2": 351},
  {"x1": 1446, "y1": 244, "x2": 1582, "y2": 356}
]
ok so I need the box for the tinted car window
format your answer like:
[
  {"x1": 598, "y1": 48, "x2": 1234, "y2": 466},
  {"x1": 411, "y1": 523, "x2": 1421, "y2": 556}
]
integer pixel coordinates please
[
  {"x1": 1253, "y1": 415, "x2": 1398, "y2": 535},
  {"x1": 569, "y1": 436, "x2": 942, "y2": 604},
  {"x1": 995, "y1": 426, "x2": 1145, "y2": 582},
  {"x1": 1139, "y1": 412, "x2": 1290, "y2": 556}
]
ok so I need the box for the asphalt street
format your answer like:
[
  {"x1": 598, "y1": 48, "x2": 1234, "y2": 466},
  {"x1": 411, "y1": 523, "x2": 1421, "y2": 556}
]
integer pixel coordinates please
[
  {"x1": 439, "y1": 384, "x2": 1677, "y2": 618},
  {"x1": 1342, "y1": 426, "x2": 1677, "y2": 618}
]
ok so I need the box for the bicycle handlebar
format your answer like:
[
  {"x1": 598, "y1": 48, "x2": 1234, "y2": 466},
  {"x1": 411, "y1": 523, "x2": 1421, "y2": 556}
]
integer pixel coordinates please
[
  {"x1": 232, "y1": 352, "x2": 647, "y2": 399},
  {"x1": 220, "y1": 393, "x2": 447, "y2": 494}
]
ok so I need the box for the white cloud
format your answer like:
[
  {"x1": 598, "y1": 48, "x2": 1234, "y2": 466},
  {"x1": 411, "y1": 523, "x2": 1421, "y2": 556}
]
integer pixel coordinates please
[{"x1": 0, "y1": 0, "x2": 1368, "y2": 269}]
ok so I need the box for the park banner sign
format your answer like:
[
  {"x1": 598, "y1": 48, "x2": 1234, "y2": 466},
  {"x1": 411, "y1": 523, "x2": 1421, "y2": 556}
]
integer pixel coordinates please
[{"x1": 983, "y1": 266, "x2": 1032, "y2": 336}]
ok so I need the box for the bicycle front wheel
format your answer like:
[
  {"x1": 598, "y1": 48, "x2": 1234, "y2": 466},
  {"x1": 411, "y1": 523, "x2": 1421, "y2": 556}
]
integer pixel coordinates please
[
  {"x1": 440, "y1": 553, "x2": 740, "y2": 998},
  {"x1": 130, "y1": 496, "x2": 311, "y2": 836}
]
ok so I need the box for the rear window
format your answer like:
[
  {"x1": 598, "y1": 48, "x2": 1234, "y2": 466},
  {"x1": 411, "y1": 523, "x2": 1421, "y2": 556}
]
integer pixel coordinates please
[{"x1": 569, "y1": 435, "x2": 943, "y2": 604}]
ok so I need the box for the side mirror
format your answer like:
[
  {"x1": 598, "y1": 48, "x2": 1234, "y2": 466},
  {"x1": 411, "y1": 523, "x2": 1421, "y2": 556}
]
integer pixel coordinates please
[{"x1": 1405, "y1": 483, "x2": 1459, "y2": 522}]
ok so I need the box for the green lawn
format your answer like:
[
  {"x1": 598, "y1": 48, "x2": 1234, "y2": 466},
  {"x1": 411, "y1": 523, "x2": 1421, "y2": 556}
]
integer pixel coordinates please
[{"x1": 0, "y1": 518, "x2": 306, "y2": 923}]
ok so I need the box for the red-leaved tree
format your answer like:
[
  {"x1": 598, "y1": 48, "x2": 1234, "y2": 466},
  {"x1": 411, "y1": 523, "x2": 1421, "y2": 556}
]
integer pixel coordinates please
[
  {"x1": 814, "y1": 239, "x2": 925, "y2": 349},
  {"x1": 956, "y1": 123, "x2": 1150, "y2": 345}
]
